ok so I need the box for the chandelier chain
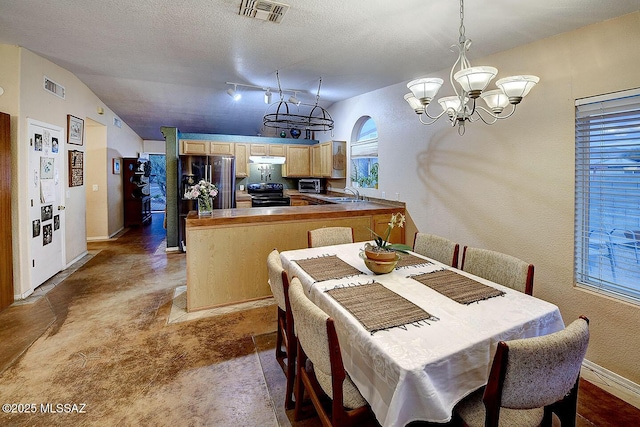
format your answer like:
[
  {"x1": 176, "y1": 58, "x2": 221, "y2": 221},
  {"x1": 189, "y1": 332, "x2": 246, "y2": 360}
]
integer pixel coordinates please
[{"x1": 458, "y1": 0, "x2": 466, "y2": 45}]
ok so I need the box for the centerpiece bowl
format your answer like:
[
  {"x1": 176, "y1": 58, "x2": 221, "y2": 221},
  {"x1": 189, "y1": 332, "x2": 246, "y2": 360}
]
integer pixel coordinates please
[{"x1": 360, "y1": 251, "x2": 399, "y2": 274}]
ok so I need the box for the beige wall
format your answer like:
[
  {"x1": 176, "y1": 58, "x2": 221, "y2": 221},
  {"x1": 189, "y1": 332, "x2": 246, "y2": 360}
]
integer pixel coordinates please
[
  {"x1": 328, "y1": 12, "x2": 640, "y2": 384},
  {"x1": 3, "y1": 46, "x2": 144, "y2": 297},
  {"x1": 85, "y1": 119, "x2": 109, "y2": 239}
]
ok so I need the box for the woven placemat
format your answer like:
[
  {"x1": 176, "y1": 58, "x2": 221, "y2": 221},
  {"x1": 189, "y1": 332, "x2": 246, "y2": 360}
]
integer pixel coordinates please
[
  {"x1": 395, "y1": 252, "x2": 433, "y2": 269},
  {"x1": 410, "y1": 269, "x2": 505, "y2": 304},
  {"x1": 326, "y1": 282, "x2": 437, "y2": 334},
  {"x1": 293, "y1": 255, "x2": 363, "y2": 282}
]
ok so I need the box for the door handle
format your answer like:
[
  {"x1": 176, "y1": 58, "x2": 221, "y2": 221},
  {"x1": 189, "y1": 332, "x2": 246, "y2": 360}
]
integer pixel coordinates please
[{"x1": 58, "y1": 206, "x2": 66, "y2": 210}]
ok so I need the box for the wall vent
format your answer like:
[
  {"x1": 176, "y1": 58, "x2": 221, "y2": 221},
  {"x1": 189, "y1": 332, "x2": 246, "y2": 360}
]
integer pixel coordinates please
[
  {"x1": 239, "y1": 0, "x2": 289, "y2": 23},
  {"x1": 43, "y1": 76, "x2": 65, "y2": 99}
]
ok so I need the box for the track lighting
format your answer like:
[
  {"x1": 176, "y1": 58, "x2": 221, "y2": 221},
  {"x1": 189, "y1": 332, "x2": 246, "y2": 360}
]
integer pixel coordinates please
[
  {"x1": 264, "y1": 89, "x2": 272, "y2": 104},
  {"x1": 226, "y1": 85, "x2": 241, "y2": 101},
  {"x1": 288, "y1": 92, "x2": 300, "y2": 106}
]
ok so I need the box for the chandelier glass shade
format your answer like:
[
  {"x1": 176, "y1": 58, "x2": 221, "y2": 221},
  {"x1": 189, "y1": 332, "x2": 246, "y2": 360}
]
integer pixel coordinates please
[
  {"x1": 404, "y1": 0, "x2": 539, "y2": 134},
  {"x1": 263, "y1": 71, "x2": 334, "y2": 133}
]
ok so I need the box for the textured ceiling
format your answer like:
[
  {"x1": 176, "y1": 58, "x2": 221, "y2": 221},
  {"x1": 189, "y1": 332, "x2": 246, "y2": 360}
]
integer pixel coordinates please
[{"x1": 0, "y1": 0, "x2": 638, "y2": 140}]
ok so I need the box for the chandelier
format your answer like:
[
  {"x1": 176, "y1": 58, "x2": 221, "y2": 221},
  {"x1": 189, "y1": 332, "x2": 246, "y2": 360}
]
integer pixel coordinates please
[
  {"x1": 404, "y1": 0, "x2": 539, "y2": 135},
  {"x1": 263, "y1": 70, "x2": 334, "y2": 133}
]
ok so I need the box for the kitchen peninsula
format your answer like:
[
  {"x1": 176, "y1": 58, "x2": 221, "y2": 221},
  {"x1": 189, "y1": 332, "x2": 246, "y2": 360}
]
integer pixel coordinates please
[{"x1": 184, "y1": 199, "x2": 405, "y2": 311}]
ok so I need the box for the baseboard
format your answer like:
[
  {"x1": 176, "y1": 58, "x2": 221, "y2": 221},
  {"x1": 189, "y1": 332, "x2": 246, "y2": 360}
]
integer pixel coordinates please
[
  {"x1": 86, "y1": 235, "x2": 112, "y2": 242},
  {"x1": 165, "y1": 246, "x2": 181, "y2": 253},
  {"x1": 65, "y1": 250, "x2": 89, "y2": 268},
  {"x1": 582, "y1": 359, "x2": 640, "y2": 396}
]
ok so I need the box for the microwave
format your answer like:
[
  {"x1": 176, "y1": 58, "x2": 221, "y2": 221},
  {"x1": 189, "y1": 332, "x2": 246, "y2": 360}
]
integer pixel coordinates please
[{"x1": 298, "y1": 178, "x2": 322, "y2": 193}]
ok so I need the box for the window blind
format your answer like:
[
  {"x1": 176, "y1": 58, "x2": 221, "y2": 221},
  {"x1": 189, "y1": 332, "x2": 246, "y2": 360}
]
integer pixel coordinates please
[{"x1": 574, "y1": 89, "x2": 640, "y2": 303}]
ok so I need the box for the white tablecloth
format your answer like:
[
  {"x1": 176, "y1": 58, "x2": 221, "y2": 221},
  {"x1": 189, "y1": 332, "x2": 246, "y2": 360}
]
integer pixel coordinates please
[{"x1": 280, "y1": 242, "x2": 564, "y2": 427}]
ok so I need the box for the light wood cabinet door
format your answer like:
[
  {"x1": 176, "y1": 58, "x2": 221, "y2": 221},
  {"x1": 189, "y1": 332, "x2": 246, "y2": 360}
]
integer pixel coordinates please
[
  {"x1": 311, "y1": 145, "x2": 322, "y2": 177},
  {"x1": 250, "y1": 144, "x2": 268, "y2": 156},
  {"x1": 235, "y1": 143, "x2": 249, "y2": 177},
  {"x1": 282, "y1": 145, "x2": 310, "y2": 177},
  {"x1": 372, "y1": 211, "x2": 406, "y2": 244},
  {"x1": 236, "y1": 200, "x2": 252, "y2": 208},
  {"x1": 180, "y1": 139, "x2": 209, "y2": 155},
  {"x1": 210, "y1": 141, "x2": 235, "y2": 155},
  {"x1": 320, "y1": 142, "x2": 332, "y2": 177},
  {"x1": 268, "y1": 144, "x2": 286, "y2": 156}
]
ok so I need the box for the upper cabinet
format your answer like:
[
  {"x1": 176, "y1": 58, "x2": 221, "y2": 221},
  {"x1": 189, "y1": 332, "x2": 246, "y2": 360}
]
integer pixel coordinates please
[
  {"x1": 179, "y1": 140, "x2": 235, "y2": 156},
  {"x1": 210, "y1": 141, "x2": 235, "y2": 155},
  {"x1": 235, "y1": 143, "x2": 249, "y2": 178},
  {"x1": 311, "y1": 141, "x2": 346, "y2": 178},
  {"x1": 282, "y1": 145, "x2": 311, "y2": 177},
  {"x1": 180, "y1": 139, "x2": 209, "y2": 155},
  {"x1": 250, "y1": 143, "x2": 286, "y2": 156}
]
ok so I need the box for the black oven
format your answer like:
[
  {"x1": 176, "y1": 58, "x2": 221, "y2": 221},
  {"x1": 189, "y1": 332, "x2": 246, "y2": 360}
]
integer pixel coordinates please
[{"x1": 247, "y1": 183, "x2": 291, "y2": 207}]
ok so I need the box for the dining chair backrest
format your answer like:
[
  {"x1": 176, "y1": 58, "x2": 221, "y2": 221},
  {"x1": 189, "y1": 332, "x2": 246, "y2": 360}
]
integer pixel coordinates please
[
  {"x1": 413, "y1": 232, "x2": 460, "y2": 268},
  {"x1": 461, "y1": 246, "x2": 534, "y2": 295},
  {"x1": 288, "y1": 278, "x2": 371, "y2": 426},
  {"x1": 308, "y1": 227, "x2": 354, "y2": 248},
  {"x1": 288, "y1": 278, "x2": 332, "y2": 383},
  {"x1": 266, "y1": 249, "x2": 296, "y2": 409},
  {"x1": 484, "y1": 316, "x2": 590, "y2": 426},
  {"x1": 267, "y1": 249, "x2": 287, "y2": 311}
]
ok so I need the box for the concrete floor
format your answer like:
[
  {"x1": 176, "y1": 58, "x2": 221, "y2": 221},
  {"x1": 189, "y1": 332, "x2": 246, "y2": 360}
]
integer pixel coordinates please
[{"x1": 1, "y1": 212, "x2": 638, "y2": 426}]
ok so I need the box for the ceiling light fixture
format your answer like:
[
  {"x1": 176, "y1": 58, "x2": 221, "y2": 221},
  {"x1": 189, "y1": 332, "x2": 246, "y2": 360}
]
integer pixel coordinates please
[
  {"x1": 404, "y1": 0, "x2": 539, "y2": 135},
  {"x1": 226, "y1": 84, "x2": 241, "y2": 101},
  {"x1": 263, "y1": 70, "x2": 334, "y2": 134},
  {"x1": 264, "y1": 88, "x2": 272, "y2": 104}
]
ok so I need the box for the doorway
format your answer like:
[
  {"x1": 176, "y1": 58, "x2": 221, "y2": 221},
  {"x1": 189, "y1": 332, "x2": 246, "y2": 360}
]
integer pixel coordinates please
[{"x1": 148, "y1": 154, "x2": 166, "y2": 212}]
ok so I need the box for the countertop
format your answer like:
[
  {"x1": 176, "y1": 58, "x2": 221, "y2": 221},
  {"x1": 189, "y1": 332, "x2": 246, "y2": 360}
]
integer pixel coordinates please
[{"x1": 186, "y1": 196, "x2": 404, "y2": 227}]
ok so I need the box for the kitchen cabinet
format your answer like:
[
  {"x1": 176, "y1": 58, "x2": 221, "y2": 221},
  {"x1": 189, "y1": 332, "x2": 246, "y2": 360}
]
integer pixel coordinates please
[
  {"x1": 235, "y1": 143, "x2": 249, "y2": 177},
  {"x1": 210, "y1": 141, "x2": 234, "y2": 155},
  {"x1": 320, "y1": 140, "x2": 346, "y2": 178},
  {"x1": 268, "y1": 144, "x2": 286, "y2": 156},
  {"x1": 282, "y1": 145, "x2": 310, "y2": 177},
  {"x1": 250, "y1": 143, "x2": 286, "y2": 156},
  {"x1": 236, "y1": 200, "x2": 252, "y2": 208},
  {"x1": 180, "y1": 139, "x2": 209, "y2": 155},
  {"x1": 179, "y1": 140, "x2": 235, "y2": 156},
  {"x1": 311, "y1": 145, "x2": 322, "y2": 177}
]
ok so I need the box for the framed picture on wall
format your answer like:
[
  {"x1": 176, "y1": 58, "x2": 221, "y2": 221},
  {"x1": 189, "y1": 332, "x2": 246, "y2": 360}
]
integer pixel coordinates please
[
  {"x1": 67, "y1": 115, "x2": 84, "y2": 146},
  {"x1": 112, "y1": 158, "x2": 121, "y2": 174},
  {"x1": 69, "y1": 150, "x2": 84, "y2": 187}
]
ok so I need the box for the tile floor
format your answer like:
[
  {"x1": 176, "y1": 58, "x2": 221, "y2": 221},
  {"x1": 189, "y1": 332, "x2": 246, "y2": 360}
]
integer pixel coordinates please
[{"x1": 1, "y1": 212, "x2": 639, "y2": 426}]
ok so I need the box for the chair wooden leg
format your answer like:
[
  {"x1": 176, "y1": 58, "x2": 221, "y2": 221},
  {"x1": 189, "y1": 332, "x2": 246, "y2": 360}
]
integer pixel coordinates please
[
  {"x1": 284, "y1": 335, "x2": 297, "y2": 410},
  {"x1": 293, "y1": 341, "x2": 306, "y2": 421}
]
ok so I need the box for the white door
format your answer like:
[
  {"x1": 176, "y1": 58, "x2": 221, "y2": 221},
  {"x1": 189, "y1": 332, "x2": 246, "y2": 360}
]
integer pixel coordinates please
[{"x1": 28, "y1": 119, "x2": 65, "y2": 291}]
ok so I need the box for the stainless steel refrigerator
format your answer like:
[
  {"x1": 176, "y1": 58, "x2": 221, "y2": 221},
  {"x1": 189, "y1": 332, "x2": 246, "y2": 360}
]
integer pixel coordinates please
[{"x1": 178, "y1": 154, "x2": 236, "y2": 251}]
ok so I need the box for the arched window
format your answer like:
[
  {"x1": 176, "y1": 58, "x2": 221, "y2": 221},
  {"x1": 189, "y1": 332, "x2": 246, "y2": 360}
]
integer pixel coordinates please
[{"x1": 350, "y1": 117, "x2": 378, "y2": 188}]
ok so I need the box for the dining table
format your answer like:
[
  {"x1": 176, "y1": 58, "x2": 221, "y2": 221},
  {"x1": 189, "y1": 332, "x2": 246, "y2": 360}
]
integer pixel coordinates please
[{"x1": 280, "y1": 242, "x2": 565, "y2": 427}]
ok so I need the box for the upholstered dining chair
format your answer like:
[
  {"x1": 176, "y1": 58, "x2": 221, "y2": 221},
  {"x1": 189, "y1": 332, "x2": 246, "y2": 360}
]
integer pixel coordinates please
[
  {"x1": 454, "y1": 316, "x2": 590, "y2": 427},
  {"x1": 413, "y1": 232, "x2": 460, "y2": 268},
  {"x1": 461, "y1": 246, "x2": 534, "y2": 295},
  {"x1": 266, "y1": 249, "x2": 296, "y2": 409},
  {"x1": 288, "y1": 277, "x2": 375, "y2": 427},
  {"x1": 308, "y1": 226, "x2": 354, "y2": 248}
]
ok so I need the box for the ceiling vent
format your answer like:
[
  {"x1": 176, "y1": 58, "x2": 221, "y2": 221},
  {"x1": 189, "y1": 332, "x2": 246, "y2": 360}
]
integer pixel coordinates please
[
  {"x1": 43, "y1": 76, "x2": 65, "y2": 99},
  {"x1": 239, "y1": 0, "x2": 289, "y2": 23}
]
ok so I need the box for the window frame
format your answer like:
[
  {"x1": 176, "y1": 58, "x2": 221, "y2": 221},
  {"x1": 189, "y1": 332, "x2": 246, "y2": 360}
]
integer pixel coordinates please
[
  {"x1": 574, "y1": 88, "x2": 640, "y2": 304},
  {"x1": 350, "y1": 116, "x2": 379, "y2": 189}
]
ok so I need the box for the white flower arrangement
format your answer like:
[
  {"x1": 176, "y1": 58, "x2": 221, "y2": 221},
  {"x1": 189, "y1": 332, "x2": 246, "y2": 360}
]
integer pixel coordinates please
[{"x1": 184, "y1": 179, "x2": 218, "y2": 212}]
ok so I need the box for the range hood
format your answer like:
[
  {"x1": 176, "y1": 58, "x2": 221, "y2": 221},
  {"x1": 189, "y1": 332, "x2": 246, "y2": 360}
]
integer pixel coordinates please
[{"x1": 249, "y1": 155, "x2": 286, "y2": 164}]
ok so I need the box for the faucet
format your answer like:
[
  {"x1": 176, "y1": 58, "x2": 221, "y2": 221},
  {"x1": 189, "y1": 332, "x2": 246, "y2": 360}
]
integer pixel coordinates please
[{"x1": 345, "y1": 187, "x2": 360, "y2": 200}]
